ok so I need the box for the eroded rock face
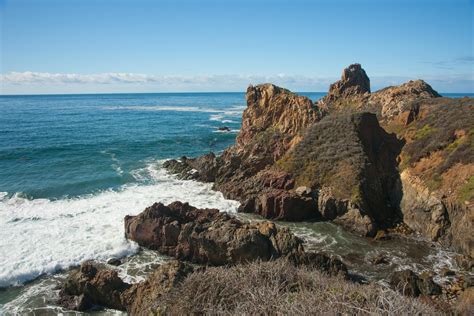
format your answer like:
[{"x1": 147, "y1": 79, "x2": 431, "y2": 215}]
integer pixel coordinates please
[
  {"x1": 369, "y1": 79, "x2": 441, "y2": 124},
  {"x1": 238, "y1": 84, "x2": 320, "y2": 151},
  {"x1": 322, "y1": 63, "x2": 370, "y2": 103},
  {"x1": 124, "y1": 201, "x2": 304, "y2": 265}
]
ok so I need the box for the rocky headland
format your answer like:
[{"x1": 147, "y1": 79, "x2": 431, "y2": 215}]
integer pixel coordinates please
[
  {"x1": 165, "y1": 64, "x2": 473, "y2": 259},
  {"x1": 59, "y1": 64, "x2": 473, "y2": 314}
]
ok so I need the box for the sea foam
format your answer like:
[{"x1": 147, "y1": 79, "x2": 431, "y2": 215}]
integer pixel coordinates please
[{"x1": 0, "y1": 162, "x2": 239, "y2": 287}]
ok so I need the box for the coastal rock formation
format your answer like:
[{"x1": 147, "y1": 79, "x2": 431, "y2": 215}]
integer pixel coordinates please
[
  {"x1": 58, "y1": 261, "x2": 131, "y2": 311},
  {"x1": 277, "y1": 112, "x2": 403, "y2": 235},
  {"x1": 369, "y1": 79, "x2": 441, "y2": 124},
  {"x1": 164, "y1": 63, "x2": 473, "y2": 258},
  {"x1": 319, "y1": 64, "x2": 441, "y2": 125},
  {"x1": 390, "y1": 269, "x2": 441, "y2": 297},
  {"x1": 124, "y1": 201, "x2": 304, "y2": 265},
  {"x1": 237, "y1": 84, "x2": 320, "y2": 151},
  {"x1": 123, "y1": 260, "x2": 195, "y2": 314},
  {"x1": 395, "y1": 98, "x2": 474, "y2": 257},
  {"x1": 321, "y1": 63, "x2": 370, "y2": 103},
  {"x1": 59, "y1": 260, "x2": 195, "y2": 313}
]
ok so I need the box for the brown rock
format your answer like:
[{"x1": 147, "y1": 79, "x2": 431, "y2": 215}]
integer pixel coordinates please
[
  {"x1": 238, "y1": 83, "x2": 319, "y2": 152},
  {"x1": 323, "y1": 63, "x2": 370, "y2": 103},
  {"x1": 123, "y1": 260, "x2": 195, "y2": 315},
  {"x1": 254, "y1": 190, "x2": 319, "y2": 221},
  {"x1": 58, "y1": 261, "x2": 130, "y2": 311},
  {"x1": 390, "y1": 269, "x2": 441, "y2": 297},
  {"x1": 124, "y1": 201, "x2": 304, "y2": 265}
]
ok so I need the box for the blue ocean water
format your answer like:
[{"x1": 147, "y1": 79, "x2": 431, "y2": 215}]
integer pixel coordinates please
[
  {"x1": 0, "y1": 91, "x2": 326, "y2": 289},
  {"x1": 0, "y1": 92, "x2": 326, "y2": 199}
]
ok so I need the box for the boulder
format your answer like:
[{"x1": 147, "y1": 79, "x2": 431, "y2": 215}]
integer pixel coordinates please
[
  {"x1": 389, "y1": 269, "x2": 441, "y2": 297},
  {"x1": 287, "y1": 252, "x2": 348, "y2": 278},
  {"x1": 58, "y1": 261, "x2": 130, "y2": 311},
  {"x1": 254, "y1": 190, "x2": 319, "y2": 221},
  {"x1": 124, "y1": 201, "x2": 304, "y2": 265}
]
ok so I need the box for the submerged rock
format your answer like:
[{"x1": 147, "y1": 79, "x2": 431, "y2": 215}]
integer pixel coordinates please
[{"x1": 124, "y1": 201, "x2": 304, "y2": 265}]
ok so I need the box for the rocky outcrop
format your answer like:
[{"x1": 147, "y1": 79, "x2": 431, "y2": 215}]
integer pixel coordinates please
[
  {"x1": 390, "y1": 269, "x2": 441, "y2": 297},
  {"x1": 123, "y1": 260, "x2": 195, "y2": 314},
  {"x1": 164, "y1": 63, "x2": 473, "y2": 257},
  {"x1": 238, "y1": 83, "x2": 320, "y2": 151},
  {"x1": 59, "y1": 260, "x2": 195, "y2": 313},
  {"x1": 58, "y1": 261, "x2": 131, "y2": 311},
  {"x1": 124, "y1": 201, "x2": 304, "y2": 265},
  {"x1": 321, "y1": 63, "x2": 370, "y2": 103},
  {"x1": 319, "y1": 64, "x2": 441, "y2": 126},
  {"x1": 277, "y1": 112, "x2": 403, "y2": 235},
  {"x1": 396, "y1": 98, "x2": 474, "y2": 257},
  {"x1": 399, "y1": 170, "x2": 450, "y2": 241},
  {"x1": 369, "y1": 80, "x2": 441, "y2": 124}
]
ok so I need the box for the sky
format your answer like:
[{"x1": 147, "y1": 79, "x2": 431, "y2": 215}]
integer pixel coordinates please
[{"x1": 0, "y1": 0, "x2": 473, "y2": 94}]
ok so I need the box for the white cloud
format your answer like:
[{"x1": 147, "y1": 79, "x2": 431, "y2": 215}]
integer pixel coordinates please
[
  {"x1": 0, "y1": 71, "x2": 472, "y2": 94},
  {"x1": 0, "y1": 71, "x2": 335, "y2": 86}
]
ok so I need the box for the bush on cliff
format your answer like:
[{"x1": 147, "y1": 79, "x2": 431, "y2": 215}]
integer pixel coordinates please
[{"x1": 154, "y1": 260, "x2": 436, "y2": 315}]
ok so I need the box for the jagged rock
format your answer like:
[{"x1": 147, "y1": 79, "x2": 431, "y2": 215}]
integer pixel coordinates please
[
  {"x1": 59, "y1": 260, "x2": 194, "y2": 313},
  {"x1": 124, "y1": 201, "x2": 304, "y2": 265},
  {"x1": 238, "y1": 83, "x2": 320, "y2": 151},
  {"x1": 323, "y1": 63, "x2": 370, "y2": 103},
  {"x1": 107, "y1": 258, "x2": 122, "y2": 266},
  {"x1": 369, "y1": 79, "x2": 441, "y2": 124},
  {"x1": 253, "y1": 190, "x2": 319, "y2": 221},
  {"x1": 58, "y1": 261, "x2": 130, "y2": 311},
  {"x1": 123, "y1": 260, "x2": 195, "y2": 314},
  {"x1": 390, "y1": 269, "x2": 441, "y2": 297}
]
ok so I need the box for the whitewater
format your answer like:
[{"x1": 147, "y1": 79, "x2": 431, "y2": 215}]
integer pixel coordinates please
[{"x1": 0, "y1": 161, "x2": 239, "y2": 288}]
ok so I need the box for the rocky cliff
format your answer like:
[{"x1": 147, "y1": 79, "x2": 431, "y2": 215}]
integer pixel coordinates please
[{"x1": 164, "y1": 64, "x2": 473, "y2": 258}]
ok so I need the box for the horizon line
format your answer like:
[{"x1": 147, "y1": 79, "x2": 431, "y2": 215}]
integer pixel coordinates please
[{"x1": 1, "y1": 90, "x2": 473, "y2": 97}]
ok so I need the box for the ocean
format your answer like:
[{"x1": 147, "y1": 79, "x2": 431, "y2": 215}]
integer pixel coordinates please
[{"x1": 0, "y1": 91, "x2": 471, "y2": 313}]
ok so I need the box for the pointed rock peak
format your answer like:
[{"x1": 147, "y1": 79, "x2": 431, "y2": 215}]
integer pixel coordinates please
[{"x1": 325, "y1": 63, "x2": 371, "y2": 102}]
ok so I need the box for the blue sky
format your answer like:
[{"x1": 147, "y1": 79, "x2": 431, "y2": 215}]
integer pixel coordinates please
[{"x1": 0, "y1": 0, "x2": 472, "y2": 94}]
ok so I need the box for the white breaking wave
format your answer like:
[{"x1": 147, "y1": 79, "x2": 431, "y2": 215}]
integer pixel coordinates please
[{"x1": 0, "y1": 162, "x2": 240, "y2": 287}]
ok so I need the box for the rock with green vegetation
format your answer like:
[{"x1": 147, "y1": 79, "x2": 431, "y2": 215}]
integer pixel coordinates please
[{"x1": 277, "y1": 112, "x2": 403, "y2": 235}]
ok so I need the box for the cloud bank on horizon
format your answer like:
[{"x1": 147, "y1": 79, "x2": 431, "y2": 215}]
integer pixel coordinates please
[{"x1": 1, "y1": 70, "x2": 473, "y2": 95}]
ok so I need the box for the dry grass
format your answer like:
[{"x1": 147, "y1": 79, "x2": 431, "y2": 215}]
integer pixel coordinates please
[{"x1": 155, "y1": 260, "x2": 437, "y2": 315}]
